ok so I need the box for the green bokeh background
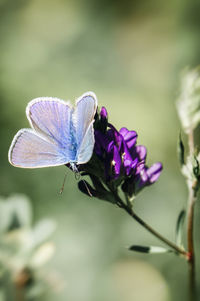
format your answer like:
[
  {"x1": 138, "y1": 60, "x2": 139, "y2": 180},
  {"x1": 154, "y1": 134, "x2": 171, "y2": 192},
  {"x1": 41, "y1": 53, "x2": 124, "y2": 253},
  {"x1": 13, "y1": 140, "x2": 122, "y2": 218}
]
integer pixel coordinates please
[{"x1": 1, "y1": 0, "x2": 200, "y2": 300}]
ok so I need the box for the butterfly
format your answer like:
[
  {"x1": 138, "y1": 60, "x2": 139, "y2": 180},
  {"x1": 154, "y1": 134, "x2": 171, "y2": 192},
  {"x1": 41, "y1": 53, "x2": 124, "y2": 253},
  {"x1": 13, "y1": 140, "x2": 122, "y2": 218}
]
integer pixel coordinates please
[{"x1": 8, "y1": 92, "x2": 98, "y2": 171}]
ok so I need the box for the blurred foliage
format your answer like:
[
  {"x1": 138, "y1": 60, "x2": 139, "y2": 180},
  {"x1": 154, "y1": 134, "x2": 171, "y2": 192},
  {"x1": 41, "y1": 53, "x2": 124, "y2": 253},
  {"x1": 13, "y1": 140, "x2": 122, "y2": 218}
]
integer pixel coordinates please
[
  {"x1": 0, "y1": 194, "x2": 56, "y2": 300},
  {"x1": 1, "y1": 0, "x2": 200, "y2": 300},
  {"x1": 177, "y1": 67, "x2": 200, "y2": 133}
]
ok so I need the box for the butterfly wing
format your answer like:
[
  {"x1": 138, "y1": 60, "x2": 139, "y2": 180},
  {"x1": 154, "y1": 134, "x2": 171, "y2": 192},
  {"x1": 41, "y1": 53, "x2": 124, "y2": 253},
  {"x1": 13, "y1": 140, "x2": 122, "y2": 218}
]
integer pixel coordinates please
[
  {"x1": 8, "y1": 129, "x2": 70, "y2": 168},
  {"x1": 26, "y1": 97, "x2": 72, "y2": 149},
  {"x1": 73, "y1": 92, "x2": 98, "y2": 164},
  {"x1": 9, "y1": 93, "x2": 97, "y2": 168},
  {"x1": 9, "y1": 97, "x2": 76, "y2": 168},
  {"x1": 76, "y1": 123, "x2": 95, "y2": 164}
]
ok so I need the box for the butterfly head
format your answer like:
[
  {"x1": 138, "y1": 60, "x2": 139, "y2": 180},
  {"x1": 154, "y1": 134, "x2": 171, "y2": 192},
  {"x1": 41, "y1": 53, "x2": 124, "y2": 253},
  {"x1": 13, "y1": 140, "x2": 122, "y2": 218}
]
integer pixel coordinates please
[{"x1": 69, "y1": 162, "x2": 80, "y2": 179}]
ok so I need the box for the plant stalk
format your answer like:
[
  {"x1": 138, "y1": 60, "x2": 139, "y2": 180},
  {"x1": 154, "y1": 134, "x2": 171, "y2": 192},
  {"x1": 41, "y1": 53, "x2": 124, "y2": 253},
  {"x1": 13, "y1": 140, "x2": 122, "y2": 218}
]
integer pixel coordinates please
[
  {"x1": 187, "y1": 129, "x2": 197, "y2": 300},
  {"x1": 112, "y1": 190, "x2": 188, "y2": 257},
  {"x1": 187, "y1": 188, "x2": 196, "y2": 300}
]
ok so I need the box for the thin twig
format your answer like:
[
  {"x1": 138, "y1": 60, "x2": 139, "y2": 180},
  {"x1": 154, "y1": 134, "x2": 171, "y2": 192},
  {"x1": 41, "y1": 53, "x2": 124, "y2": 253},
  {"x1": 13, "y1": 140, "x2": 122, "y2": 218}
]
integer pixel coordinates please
[{"x1": 112, "y1": 190, "x2": 188, "y2": 257}]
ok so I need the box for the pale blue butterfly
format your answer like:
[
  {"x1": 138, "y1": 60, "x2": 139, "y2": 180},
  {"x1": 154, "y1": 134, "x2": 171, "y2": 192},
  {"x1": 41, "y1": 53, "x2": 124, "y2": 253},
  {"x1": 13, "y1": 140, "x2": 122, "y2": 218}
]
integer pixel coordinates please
[{"x1": 8, "y1": 92, "x2": 98, "y2": 171}]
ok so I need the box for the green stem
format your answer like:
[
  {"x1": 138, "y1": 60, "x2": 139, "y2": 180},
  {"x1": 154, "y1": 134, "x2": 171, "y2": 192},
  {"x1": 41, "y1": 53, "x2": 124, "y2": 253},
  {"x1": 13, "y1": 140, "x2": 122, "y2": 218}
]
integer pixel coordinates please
[{"x1": 112, "y1": 190, "x2": 187, "y2": 257}]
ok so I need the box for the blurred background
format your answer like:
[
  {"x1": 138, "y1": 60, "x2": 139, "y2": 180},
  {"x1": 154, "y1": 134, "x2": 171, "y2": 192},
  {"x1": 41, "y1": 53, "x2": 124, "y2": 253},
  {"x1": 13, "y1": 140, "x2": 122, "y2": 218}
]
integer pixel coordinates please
[{"x1": 0, "y1": 0, "x2": 200, "y2": 300}]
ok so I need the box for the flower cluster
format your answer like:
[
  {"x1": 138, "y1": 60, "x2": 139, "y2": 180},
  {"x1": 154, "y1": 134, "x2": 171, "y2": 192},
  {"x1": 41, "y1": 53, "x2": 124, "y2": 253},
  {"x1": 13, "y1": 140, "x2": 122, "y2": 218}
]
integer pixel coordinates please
[{"x1": 79, "y1": 106, "x2": 162, "y2": 200}]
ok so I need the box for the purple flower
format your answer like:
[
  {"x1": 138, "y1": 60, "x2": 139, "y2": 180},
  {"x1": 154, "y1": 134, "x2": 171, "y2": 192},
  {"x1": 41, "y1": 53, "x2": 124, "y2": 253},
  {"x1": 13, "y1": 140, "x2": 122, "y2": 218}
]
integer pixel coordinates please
[
  {"x1": 93, "y1": 106, "x2": 162, "y2": 195},
  {"x1": 94, "y1": 128, "x2": 122, "y2": 180},
  {"x1": 100, "y1": 106, "x2": 108, "y2": 120},
  {"x1": 119, "y1": 127, "x2": 137, "y2": 149},
  {"x1": 133, "y1": 161, "x2": 162, "y2": 193}
]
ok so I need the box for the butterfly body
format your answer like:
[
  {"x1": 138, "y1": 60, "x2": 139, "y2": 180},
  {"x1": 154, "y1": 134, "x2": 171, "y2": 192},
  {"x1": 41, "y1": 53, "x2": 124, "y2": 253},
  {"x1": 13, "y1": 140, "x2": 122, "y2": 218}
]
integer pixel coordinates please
[{"x1": 9, "y1": 92, "x2": 98, "y2": 169}]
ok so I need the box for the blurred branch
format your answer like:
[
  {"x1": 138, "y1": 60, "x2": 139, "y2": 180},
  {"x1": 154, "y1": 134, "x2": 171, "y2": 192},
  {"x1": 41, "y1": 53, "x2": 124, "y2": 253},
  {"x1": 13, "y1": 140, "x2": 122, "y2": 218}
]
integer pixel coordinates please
[{"x1": 187, "y1": 129, "x2": 197, "y2": 300}]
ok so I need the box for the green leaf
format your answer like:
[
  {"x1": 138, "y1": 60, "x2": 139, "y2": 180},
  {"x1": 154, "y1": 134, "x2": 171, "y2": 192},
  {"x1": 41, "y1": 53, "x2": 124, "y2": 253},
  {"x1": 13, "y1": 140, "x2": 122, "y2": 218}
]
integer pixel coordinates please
[
  {"x1": 193, "y1": 155, "x2": 199, "y2": 177},
  {"x1": 8, "y1": 194, "x2": 32, "y2": 228},
  {"x1": 31, "y1": 219, "x2": 56, "y2": 249},
  {"x1": 0, "y1": 199, "x2": 13, "y2": 233},
  {"x1": 178, "y1": 133, "x2": 185, "y2": 166},
  {"x1": 30, "y1": 242, "x2": 55, "y2": 268},
  {"x1": 0, "y1": 194, "x2": 32, "y2": 232},
  {"x1": 129, "y1": 245, "x2": 172, "y2": 254},
  {"x1": 175, "y1": 210, "x2": 186, "y2": 247}
]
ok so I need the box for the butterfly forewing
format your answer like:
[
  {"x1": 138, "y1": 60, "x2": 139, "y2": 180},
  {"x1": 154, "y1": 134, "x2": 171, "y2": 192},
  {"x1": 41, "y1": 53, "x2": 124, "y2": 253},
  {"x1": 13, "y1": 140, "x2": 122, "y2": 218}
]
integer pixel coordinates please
[
  {"x1": 77, "y1": 123, "x2": 95, "y2": 164},
  {"x1": 74, "y1": 93, "x2": 97, "y2": 148},
  {"x1": 8, "y1": 129, "x2": 70, "y2": 168},
  {"x1": 27, "y1": 97, "x2": 72, "y2": 149},
  {"x1": 74, "y1": 92, "x2": 97, "y2": 163}
]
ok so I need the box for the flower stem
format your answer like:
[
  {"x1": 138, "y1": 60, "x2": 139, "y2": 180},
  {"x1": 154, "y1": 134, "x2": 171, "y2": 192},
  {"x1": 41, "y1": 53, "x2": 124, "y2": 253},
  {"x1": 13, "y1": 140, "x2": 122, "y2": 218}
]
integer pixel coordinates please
[
  {"x1": 188, "y1": 130, "x2": 195, "y2": 155},
  {"x1": 112, "y1": 190, "x2": 188, "y2": 257},
  {"x1": 187, "y1": 187, "x2": 196, "y2": 300},
  {"x1": 187, "y1": 129, "x2": 197, "y2": 300},
  {"x1": 130, "y1": 210, "x2": 187, "y2": 256}
]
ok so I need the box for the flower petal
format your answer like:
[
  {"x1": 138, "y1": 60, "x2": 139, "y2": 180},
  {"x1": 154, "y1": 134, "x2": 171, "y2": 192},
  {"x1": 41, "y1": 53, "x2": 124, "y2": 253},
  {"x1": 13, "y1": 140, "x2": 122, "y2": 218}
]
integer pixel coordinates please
[
  {"x1": 113, "y1": 145, "x2": 121, "y2": 176},
  {"x1": 122, "y1": 141, "x2": 138, "y2": 175},
  {"x1": 120, "y1": 127, "x2": 137, "y2": 149},
  {"x1": 147, "y1": 162, "x2": 163, "y2": 183},
  {"x1": 136, "y1": 145, "x2": 147, "y2": 161},
  {"x1": 100, "y1": 107, "x2": 108, "y2": 119}
]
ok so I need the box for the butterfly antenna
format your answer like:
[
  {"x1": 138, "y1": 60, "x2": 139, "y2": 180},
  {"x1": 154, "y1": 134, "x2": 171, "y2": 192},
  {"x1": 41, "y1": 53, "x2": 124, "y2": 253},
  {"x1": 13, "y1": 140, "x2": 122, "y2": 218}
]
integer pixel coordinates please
[
  {"x1": 75, "y1": 170, "x2": 81, "y2": 181},
  {"x1": 72, "y1": 164, "x2": 93, "y2": 197},
  {"x1": 81, "y1": 178, "x2": 93, "y2": 197},
  {"x1": 59, "y1": 172, "x2": 68, "y2": 194}
]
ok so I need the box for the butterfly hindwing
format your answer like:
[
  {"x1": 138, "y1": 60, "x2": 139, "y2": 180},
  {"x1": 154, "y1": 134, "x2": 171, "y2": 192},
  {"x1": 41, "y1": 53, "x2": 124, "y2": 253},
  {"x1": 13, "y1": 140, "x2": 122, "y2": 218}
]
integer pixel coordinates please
[{"x1": 27, "y1": 97, "x2": 72, "y2": 149}]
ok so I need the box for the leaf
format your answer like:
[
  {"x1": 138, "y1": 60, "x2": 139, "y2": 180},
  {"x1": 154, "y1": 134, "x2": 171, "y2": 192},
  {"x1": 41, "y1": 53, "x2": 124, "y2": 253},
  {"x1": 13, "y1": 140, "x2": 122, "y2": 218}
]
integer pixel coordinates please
[
  {"x1": 30, "y1": 242, "x2": 55, "y2": 268},
  {"x1": 178, "y1": 133, "x2": 185, "y2": 166},
  {"x1": 0, "y1": 199, "x2": 13, "y2": 233},
  {"x1": 31, "y1": 219, "x2": 56, "y2": 249},
  {"x1": 193, "y1": 155, "x2": 199, "y2": 177},
  {"x1": 175, "y1": 210, "x2": 186, "y2": 247},
  {"x1": 0, "y1": 194, "x2": 32, "y2": 233},
  {"x1": 129, "y1": 245, "x2": 172, "y2": 254},
  {"x1": 8, "y1": 194, "x2": 32, "y2": 228}
]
